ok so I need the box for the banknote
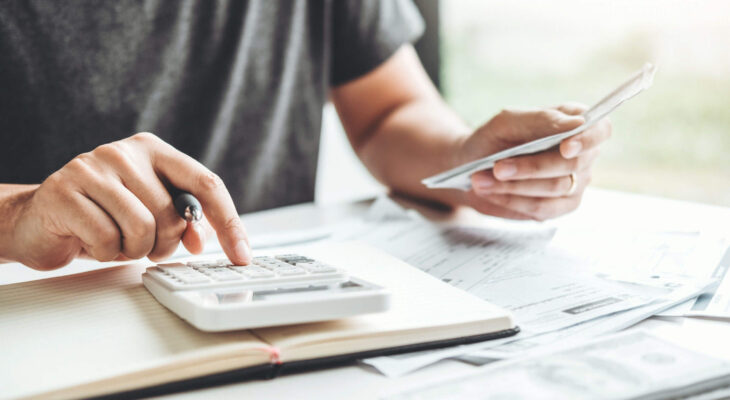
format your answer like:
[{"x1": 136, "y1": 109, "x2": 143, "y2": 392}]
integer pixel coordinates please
[
  {"x1": 385, "y1": 331, "x2": 730, "y2": 400},
  {"x1": 422, "y1": 63, "x2": 657, "y2": 190}
]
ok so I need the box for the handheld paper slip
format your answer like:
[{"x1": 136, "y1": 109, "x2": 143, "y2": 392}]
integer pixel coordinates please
[{"x1": 422, "y1": 62, "x2": 657, "y2": 191}]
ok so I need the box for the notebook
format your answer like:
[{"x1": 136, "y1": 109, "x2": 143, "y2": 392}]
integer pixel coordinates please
[{"x1": 1, "y1": 242, "x2": 517, "y2": 400}]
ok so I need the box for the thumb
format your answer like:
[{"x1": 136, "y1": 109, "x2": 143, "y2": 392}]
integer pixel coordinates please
[
  {"x1": 510, "y1": 109, "x2": 585, "y2": 142},
  {"x1": 182, "y1": 221, "x2": 206, "y2": 255}
]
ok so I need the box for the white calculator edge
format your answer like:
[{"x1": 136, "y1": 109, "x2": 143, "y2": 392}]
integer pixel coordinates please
[{"x1": 142, "y1": 255, "x2": 391, "y2": 332}]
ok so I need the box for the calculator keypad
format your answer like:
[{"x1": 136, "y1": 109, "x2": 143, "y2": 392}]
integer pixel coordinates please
[{"x1": 147, "y1": 254, "x2": 345, "y2": 290}]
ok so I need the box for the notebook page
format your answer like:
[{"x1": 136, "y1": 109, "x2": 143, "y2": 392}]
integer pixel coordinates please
[
  {"x1": 252, "y1": 242, "x2": 515, "y2": 361},
  {"x1": 0, "y1": 263, "x2": 269, "y2": 400}
]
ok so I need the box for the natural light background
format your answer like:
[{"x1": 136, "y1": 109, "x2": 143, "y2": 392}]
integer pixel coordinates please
[
  {"x1": 317, "y1": 0, "x2": 730, "y2": 207},
  {"x1": 442, "y1": 0, "x2": 730, "y2": 206}
]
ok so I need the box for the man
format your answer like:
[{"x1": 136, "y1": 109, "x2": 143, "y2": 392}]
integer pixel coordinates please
[{"x1": 0, "y1": 0, "x2": 610, "y2": 270}]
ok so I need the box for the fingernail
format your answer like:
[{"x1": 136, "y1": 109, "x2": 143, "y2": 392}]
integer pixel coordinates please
[
  {"x1": 234, "y1": 240, "x2": 251, "y2": 264},
  {"x1": 564, "y1": 141, "x2": 582, "y2": 158},
  {"x1": 495, "y1": 161, "x2": 517, "y2": 179}
]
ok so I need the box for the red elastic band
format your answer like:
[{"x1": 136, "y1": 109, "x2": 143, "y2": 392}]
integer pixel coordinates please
[{"x1": 257, "y1": 346, "x2": 282, "y2": 365}]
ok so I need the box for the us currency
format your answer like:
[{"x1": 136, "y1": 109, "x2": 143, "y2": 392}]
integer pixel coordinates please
[{"x1": 385, "y1": 331, "x2": 730, "y2": 400}]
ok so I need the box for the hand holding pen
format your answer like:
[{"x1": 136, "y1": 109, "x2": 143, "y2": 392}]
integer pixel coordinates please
[{"x1": 5, "y1": 133, "x2": 252, "y2": 270}]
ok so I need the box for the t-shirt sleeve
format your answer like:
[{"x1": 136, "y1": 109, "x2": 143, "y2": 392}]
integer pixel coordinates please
[{"x1": 330, "y1": 0, "x2": 425, "y2": 87}]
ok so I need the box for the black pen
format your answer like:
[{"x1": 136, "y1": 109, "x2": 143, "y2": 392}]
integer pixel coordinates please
[{"x1": 172, "y1": 190, "x2": 202, "y2": 223}]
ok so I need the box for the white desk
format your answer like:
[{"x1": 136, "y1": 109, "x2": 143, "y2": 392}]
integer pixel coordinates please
[{"x1": 3, "y1": 188, "x2": 730, "y2": 399}]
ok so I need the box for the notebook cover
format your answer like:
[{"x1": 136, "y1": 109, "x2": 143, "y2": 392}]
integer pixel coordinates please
[{"x1": 89, "y1": 326, "x2": 520, "y2": 400}]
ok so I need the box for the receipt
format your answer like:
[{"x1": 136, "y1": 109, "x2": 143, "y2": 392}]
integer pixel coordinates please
[{"x1": 422, "y1": 62, "x2": 657, "y2": 190}]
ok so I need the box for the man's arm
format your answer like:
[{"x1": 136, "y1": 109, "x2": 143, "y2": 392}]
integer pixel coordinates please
[{"x1": 331, "y1": 45, "x2": 611, "y2": 220}]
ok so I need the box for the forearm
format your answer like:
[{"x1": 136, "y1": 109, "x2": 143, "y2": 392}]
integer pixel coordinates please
[
  {"x1": 0, "y1": 184, "x2": 37, "y2": 263},
  {"x1": 355, "y1": 98, "x2": 472, "y2": 208}
]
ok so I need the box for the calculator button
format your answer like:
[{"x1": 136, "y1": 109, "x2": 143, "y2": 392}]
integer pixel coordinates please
[
  {"x1": 187, "y1": 261, "x2": 221, "y2": 268},
  {"x1": 297, "y1": 262, "x2": 336, "y2": 273},
  {"x1": 252, "y1": 256, "x2": 278, "y2": 264},
  {"x1": 275, "y1": 254, "x2": 314, "y2": 264},
  {"x1": 258, "y1": 261, "x2": 293, "y2": 271},
  {"x1": 176, "y1": 272, "x2": 211, "y2": 284},
  {"x1": 207, "y1": 270, "x2": 243, "y2": 281},
  {"x1": 233, "y1": 266, "x2": 275, "y2": 279},
  {"x1": 159, "y1": 265, "x2": 196, "y2": 274},
  {"x1": 274, "y1": 267, "x2": 306, "y2": 276}
]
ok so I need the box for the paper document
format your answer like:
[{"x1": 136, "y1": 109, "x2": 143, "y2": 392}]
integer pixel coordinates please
[
  {"x1": 384, "y1": 331, "x2": 730, "y2": 400},
  {"x1": 422, "y1": 62, "x2": 657, "y2": 190},
  {"x1": 684, "y1": 247, "x2": 730, "y2": 318},
  {"x1": 344, "y1": 220, "x2": 672, "y2": 335},
  {"x1": 362, "y1": 253, "x2": 709, "y2": 377},
  {"x1": 348, "y1": 197, "x2": 719, "y2": 377},
  {"x1": 548, "y1": 228, "x2": 730, "y2": 318},
  {"x1": 477, "y1": 278, "x2": 711, "y2": 357}
]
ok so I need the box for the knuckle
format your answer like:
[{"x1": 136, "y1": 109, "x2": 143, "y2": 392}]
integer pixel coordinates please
[
  {"x1": 42, "y1": 170, "x2": 68, "y2": 192},
  {"x1": 533, "y1": 203, "x2": 554, "y2": 221},
  {"x1": 528, "y1": 200, "x2": 544, "y2": 217},
  {"x1": 94, "y1": 250, "x2": 118, "y2": 262},
  {"x1": 63, "y1": 156, "x2": 100, "y2": 184},
  {"x1": 127, "y1": 213, "x2": 156, "y2": 240},
  {"x1": 66, "y1": 154, "x2": 94, "y2": 174},
  {"x1": 491, "y1": 194, "x2": 511, "y2": 208},
  {"x1": 523, "y1": 159, "x2": 539, "y2": 175},
  {"x1": 94, "y1": 142, "x2": 130, "y2": 165},
  {"x1": 96, "y1": 224, "x2": 121, "y2": 250},
  {"x1": 542, "y1": 109, "x2": 561, "y2": 120},
  {"x1": 29, "y1": 251, "x2": 75, "y2": 271},
  {"x1": 551, "y1": 178, "x2": 565, "y2": 193},
  {"x1": 496, "y1": 108, "x2": 517, "y2": 123},
  {"x1": 223, "y1": 216, "x2": 242, "y2": 233},
  {"x1": 131, "y1": 132, "x2": 159, "y2": 143},
  {"x1": 197, "y1": 171, "x2": 225, "y2": 192}
]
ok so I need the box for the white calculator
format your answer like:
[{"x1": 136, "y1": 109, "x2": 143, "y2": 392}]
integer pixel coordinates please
[{"x1": 142, "y1": 254, "x2": 391, "y2": 332}]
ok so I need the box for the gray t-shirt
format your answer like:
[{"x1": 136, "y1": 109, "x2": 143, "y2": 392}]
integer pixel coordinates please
[{"x1": 0, "y1": 0, "x2": 423, "y2": 212}]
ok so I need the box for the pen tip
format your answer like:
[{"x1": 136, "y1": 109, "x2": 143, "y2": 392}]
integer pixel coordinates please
[{"x1": 185, "y1": 206, "x2": 203, "y2": 222}]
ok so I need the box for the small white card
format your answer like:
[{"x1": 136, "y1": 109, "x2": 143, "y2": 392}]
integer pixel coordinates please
[{"x1": 422, "y1": 63, "x2": 657, "y2": 190}]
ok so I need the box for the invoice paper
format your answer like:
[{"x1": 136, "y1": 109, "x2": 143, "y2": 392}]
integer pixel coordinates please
[
  {"x1": 345, "y1": 220, "x2": 670, "y2": 335},
  {"x1": 348, "y1": 197, "x2": 718, "y2": 377}
]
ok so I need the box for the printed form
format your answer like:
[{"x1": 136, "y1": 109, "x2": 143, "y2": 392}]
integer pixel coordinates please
[
  {"x1": 345, "y1": 197, "x2": 719, "y2": 376},
  {"x1": 346, "y1": 220, "x2": 667, "y2": 335}
]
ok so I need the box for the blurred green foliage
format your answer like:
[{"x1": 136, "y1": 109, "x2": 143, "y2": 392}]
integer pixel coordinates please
[{"x1": 441, "y1": 10, "x2": 730, "y2": 206}]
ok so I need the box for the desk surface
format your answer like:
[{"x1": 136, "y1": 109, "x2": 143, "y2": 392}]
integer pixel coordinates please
[{"x1": 3, "y1": 188, "x2": 730, "y2": 399}]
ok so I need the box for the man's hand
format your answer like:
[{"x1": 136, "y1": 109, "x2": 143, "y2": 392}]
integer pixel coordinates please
[
  {"x1": 461, "y1": 104, "x2": 611, "y2": 220},
  {"x1": 4, "y1": 132, "x2": 251, "y2": 270},
  {"x1": 331, "y1": 45, "x2": 610, "y2": 221}
]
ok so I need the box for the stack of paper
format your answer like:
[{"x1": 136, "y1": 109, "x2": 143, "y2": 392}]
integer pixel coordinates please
[
  {"x1": 334, "y1": 197, "x2": 725, "y2": 377},
  {"x1": 384, "y1": 331, "x2": 730, "y2": 400}
]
